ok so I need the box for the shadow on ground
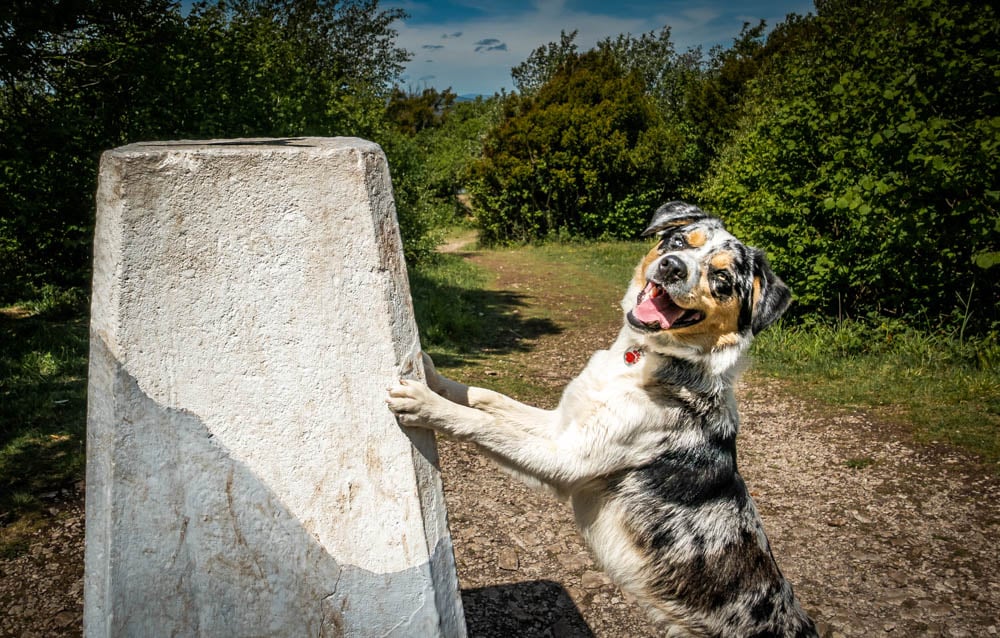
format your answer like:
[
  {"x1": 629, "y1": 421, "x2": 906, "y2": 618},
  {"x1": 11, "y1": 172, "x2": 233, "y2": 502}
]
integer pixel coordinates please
[
  {"x1": 462, "y1": 580, "x2": 595, "y2": 638},
  {"x1": 408, "y1": 267, "x2": 561, "y2": 368}
]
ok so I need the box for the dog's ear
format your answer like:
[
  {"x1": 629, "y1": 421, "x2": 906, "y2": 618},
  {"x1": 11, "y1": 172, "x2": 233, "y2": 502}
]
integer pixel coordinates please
[
  {"x1": 750, "y1": 249, "x2": 792, "y2": 335},
  {"x1": 641, "y1": 201, "x2": 711, "y2": 237}
]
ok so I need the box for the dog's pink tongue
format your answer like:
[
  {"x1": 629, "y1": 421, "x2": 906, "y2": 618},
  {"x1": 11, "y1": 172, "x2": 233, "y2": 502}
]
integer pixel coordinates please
[{"x1": 633, "y1": 283, "x2": 686, "y2": 329}]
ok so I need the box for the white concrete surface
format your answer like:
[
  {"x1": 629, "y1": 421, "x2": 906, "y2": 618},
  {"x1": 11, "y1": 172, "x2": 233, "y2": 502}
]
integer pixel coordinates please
[{"x1": 85, "y1": 138, "x2": 465, "y2": 637}]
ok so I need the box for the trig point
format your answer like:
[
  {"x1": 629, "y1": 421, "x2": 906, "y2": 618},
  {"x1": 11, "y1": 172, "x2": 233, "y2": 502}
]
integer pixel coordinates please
[{"x1": 85, "y1": 138, "x2": 465, "y2": 637}]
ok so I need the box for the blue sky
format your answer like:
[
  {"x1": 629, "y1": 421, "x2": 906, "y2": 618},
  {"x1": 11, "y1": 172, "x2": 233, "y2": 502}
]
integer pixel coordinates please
[{"x1": 386, "y1": 0, "x2": 816, "y2": 96}]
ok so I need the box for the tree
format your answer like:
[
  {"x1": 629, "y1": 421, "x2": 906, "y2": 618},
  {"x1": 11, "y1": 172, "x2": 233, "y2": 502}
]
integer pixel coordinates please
[
  {"x1": 383, "y1": 92, "x2": 498, "y2": 257},
  {"x1": 0, "y1": 0, "x2": 413, "y2": 299},
  {"x1": 386, "y1": 87, "x2": 458, "y2": 135},
  {"x1": 511, "y1": 30, "x2": 579, "y2": 96},
  {"x1": 0, "y1": 0, "x2": 184, "y2": 298},
  {"x1": 471, "y1": 49, "x2": 679, "y2": 243},
  {"x1": 697, "y1": 0, "x2": 999, "y2": 328},
  {"x1": 597, "y1": 27, "x2": 699, "y2": 114}
]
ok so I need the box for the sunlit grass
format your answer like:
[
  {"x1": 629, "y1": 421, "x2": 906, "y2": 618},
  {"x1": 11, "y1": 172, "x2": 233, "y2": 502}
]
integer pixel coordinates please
[
  {"x1": 411, "y1": 240, "x2": 1000, "y2": 468},
  {"x1": 752, "y1": 318, "x2": 1000, "y2": 465},
  {"x1": 1, "y1": 287, "x2": 89, "y2": 555}
]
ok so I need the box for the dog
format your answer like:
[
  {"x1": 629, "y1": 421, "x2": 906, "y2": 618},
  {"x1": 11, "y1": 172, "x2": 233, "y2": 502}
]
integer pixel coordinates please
[{"x1": 388, "y1": 201, "x2": 818, "y2": 637}]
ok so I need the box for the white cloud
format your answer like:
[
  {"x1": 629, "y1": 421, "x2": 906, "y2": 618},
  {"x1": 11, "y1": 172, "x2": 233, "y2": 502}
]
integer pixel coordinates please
[{"x1": 392, "y1": 1, "x2": 811, "y2": 95}]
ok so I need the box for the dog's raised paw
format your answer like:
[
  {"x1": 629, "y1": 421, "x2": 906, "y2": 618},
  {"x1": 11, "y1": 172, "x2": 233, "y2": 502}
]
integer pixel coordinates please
[{"x1": 387, "y1": 379, "x2": 437, "y2": 428}]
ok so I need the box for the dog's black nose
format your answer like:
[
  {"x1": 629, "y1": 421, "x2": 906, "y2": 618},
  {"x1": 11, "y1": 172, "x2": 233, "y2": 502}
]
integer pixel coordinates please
[{"x1": 658, "y1": 255, "x2": 687, "y2": 283}]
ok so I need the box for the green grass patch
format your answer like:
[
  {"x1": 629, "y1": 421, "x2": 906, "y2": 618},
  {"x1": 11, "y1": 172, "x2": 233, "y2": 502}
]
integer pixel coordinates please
[
  {"x1": 528, "y1": 239, "x2": 648, "y2": 287},
  {"x1": 752, "y1": 318, "x2": 1000, "y2": 465},
  {"x1": 409, "y1": 254, "x2": 496, "y2": 355},
  {"x1": 414, "y1": 239, "x2": 999, "y2": 467},
  {"x1": 0, "y1": 287, "x2": 89, "y2": 552},
  {"x1": 408, "y1": 253, "x2": 562, "y2": 366},
  {"x1": 845, "y1": 457, "x2": 876, "y2": 470}
]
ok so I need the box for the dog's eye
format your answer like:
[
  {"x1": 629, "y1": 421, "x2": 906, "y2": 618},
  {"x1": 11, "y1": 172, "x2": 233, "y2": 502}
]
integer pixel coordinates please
[
  {"x1": 665, "y1": 235, "x2": 686, "y2": 251},
  {"x1": 712, "y1": 271, "x2": 733, "y2": 296}
]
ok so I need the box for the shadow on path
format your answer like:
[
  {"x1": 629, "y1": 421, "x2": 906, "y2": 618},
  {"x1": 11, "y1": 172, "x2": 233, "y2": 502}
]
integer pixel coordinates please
[
  {"x1": 408, "y1": 265, "x2": 561, "y2": 368},
  {"x1": 462, "y1": 580, "x2": 595, "y2": 638}
]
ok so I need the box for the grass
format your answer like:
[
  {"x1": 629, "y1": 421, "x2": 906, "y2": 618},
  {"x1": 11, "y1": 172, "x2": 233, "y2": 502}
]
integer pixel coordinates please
[
  {"x1": 408, "y1": 252, "x2": 561, "y2": 366},
  {"x1": 1, "y1": 286, "x2": 89, "y2": 555},
  {"x1": 752, "y1": 317, "x2": 1000, "y2": 465},
  {"x1": 845, "y1": 457, "x2": 876, "y2": 470},
  {"x1": 410, "y1": 239, "x2": 1000, "y2": 468}
]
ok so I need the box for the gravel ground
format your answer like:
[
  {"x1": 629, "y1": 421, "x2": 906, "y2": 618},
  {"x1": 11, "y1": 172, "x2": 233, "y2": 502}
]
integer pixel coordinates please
[
  {"x1": 442, "y1": 376, "x2": 1000, "y2": 637},
  {"x1": 2, "y1": 243, "x2": 998, "y2": 636}
]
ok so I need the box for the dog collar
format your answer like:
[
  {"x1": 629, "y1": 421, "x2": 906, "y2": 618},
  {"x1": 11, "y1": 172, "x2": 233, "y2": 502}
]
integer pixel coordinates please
[{"x1": 624, "y1": 347, "x2": 644, "y2": 366}]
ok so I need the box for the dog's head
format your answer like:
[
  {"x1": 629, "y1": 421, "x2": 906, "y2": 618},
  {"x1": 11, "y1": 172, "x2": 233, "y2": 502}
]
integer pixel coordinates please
[{"x1": 623, "y1": 201, "x2": 791, "y2": 361}]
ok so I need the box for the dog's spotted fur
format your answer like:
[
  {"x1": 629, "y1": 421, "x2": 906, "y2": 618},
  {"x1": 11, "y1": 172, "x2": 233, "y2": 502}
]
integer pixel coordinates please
[{"x1": 388, "y1": 201, "x2": 817, "y2": 637}]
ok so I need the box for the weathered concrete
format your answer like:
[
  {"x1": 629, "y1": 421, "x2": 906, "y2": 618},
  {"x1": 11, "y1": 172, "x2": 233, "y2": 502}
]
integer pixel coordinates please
[{"x1": 85, "y1": 138, "x2": 466, "y2": 637}]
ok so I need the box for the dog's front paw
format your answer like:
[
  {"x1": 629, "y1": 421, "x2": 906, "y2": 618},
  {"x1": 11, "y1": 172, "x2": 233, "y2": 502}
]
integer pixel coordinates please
[{"x1": 387, "y1": 379, "x2": 439, "y2": 429}]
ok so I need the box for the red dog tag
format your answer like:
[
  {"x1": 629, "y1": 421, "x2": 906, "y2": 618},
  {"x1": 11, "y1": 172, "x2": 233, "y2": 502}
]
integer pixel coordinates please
[{"x1": 624, "y1": 348, "x2": 643, "y2": 365}]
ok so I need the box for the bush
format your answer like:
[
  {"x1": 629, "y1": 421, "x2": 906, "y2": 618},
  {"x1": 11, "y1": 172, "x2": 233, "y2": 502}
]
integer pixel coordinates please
[
  {"x1": 470, "y1": 49, "x2": 680, "y2": 243},
  {"x1": 697, "y1": 0, "x2": 1000, "y2": 330}
]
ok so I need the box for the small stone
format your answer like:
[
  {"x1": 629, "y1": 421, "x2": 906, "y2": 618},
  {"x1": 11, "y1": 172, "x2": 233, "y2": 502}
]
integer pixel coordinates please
[
  {"x1": 498, "y1": 547, "x2": 519, "y2": 571},
  {"x1": 925, "y1": 603, "x2": 955, "y2": 617},
  {"x1": 849, "y1": 510, "x2": 872, "y2": 524},
  {"x1": 581, "y1": 570, "x2": 609, "y2": 590},
  {"x1": 557, "y1": 552, "x2": 590, "y2": 571},
  {"x1": 52, "y1": 611, "x2": 77, "y2": 628}
]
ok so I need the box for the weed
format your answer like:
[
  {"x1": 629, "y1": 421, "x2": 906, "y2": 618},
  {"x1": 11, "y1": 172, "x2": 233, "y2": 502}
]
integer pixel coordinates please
[
  {"x1": 845, "y1": 457, "x2": 875, "y2": 470},
  {"x1": 0, "y1": 294, "x2": 88, "y2": 522}
]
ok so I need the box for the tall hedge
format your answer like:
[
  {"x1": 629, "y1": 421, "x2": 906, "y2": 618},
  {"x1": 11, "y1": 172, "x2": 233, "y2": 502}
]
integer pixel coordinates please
[{"x1": 697, "y1": 0, "x2": 999, "y2": 328}]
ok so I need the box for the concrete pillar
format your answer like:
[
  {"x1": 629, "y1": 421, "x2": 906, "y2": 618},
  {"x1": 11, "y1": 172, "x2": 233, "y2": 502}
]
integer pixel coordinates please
[{"x1": 85, "y1": 138, "x2": 465, "y2": 637}]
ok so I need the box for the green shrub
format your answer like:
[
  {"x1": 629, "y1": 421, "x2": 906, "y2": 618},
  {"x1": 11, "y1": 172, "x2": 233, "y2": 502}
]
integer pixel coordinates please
[
  {"x1": 470, "y1": 49, "x2": 679, "y2": 244},
  {"x1": 697, "y1": 0, "x2": 1000, "y2": 331}
]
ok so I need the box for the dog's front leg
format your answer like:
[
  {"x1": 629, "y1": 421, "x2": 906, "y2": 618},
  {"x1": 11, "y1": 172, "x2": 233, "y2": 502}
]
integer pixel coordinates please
[
  {"x1": 388, "y1": 379, "x2": 605, "y2": 491},
  {"x1": 387, "y1": 378, "x2": 494, "y2": 436},
  {"x1": 419, "y1": 353, "x2": 553, "y2": 437}
]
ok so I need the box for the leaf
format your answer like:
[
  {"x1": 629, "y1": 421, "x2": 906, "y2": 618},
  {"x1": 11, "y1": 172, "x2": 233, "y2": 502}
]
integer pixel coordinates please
[{"x1": 973, "y1": 252, "x2": 1000, "y2": 270}]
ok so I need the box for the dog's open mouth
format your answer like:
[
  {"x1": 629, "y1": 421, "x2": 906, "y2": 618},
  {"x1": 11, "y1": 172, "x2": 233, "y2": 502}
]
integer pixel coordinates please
[{"x1": 628, "y1": 281, "x2": 704, "y2": 331}]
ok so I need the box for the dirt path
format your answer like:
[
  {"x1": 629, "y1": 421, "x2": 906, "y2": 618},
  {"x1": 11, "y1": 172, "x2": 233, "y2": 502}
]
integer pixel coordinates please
[
  {"x1": 2, "y1": 242, "x2": 998, "y2": 637},
  {"x1": 439, "y1": 245, "x2": 1000, "y2": 637}
]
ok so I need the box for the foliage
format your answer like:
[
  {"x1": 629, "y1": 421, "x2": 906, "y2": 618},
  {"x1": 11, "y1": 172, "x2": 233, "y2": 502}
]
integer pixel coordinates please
[
  {"x1": 511, "y1": 29, "x2": 579, "y2": 96},
  {"x1": 598, "y1": 27, "x2": 685, "y2": 110},
  {"x1": 471, "y1": 49, "x2": 680, "y2": 243},
  {"x1": 1, "y1": 0, "x2": 181, "y2": 300},
  {"x1": 0, "y1": 0, "x2": 414, "y2": 302},
  {"x1": 476, "y1": 23, "x2": 808, "y2": 244},
  {"x1": 596, "y1": 28, "x2": 708, "y2": 190},
  {"x1": 697, "y1": 0, "x2": 1000, "y2": 328},
  {"x1": 0, "y1": 302, "x2": 89, "y2": 524},
  {"x1": 386, "y1": 86, "x2": 458, "y2": 135},
  {"x1": 384, "y1": 93, "x2": 499, "y2": 259},
  {"x1": 680, "y1": 21, "x2": 776, "y2": 182}
]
